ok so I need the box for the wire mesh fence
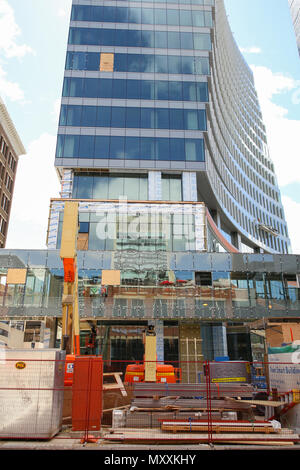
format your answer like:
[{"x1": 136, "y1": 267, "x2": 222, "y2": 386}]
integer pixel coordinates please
[{"x1": 0, "y1": 353, "x2": 300, "y2": 446}]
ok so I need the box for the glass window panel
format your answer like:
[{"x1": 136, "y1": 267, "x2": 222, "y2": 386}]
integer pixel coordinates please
[
  {"x1": 142, "y1": 8, "x2": 154, "y2": 24},
  {"x1": 184, "y1": 109, "x2": 198, "y2": 130},
  {"x1": 185, "y1": 139, "x2": 205, "y2": 161},
  {"x1": 93, "y1": 175, "x2": 108, "y2": 198},
  {"x1": 110, "y1": 136, "x2": 125, "y2": 159},
  {"x1": 141, "y1": 137, "x2": 156, "y2": 160},
  {"x1": 195, "y1": 57, "x2": 210, "y2": 75},
  {"x1": 127, "y1": 79, "x2": 141, "y2": 99},
  {"x1": 140, "y1": 30, "x2": 154, "y2": 47},
  {"x1": 102, "y1": 6, "x2": 116, "y2": 22},
  {"x1": 167, "y1": 9, "x2": 179, "y2": 26},
  {"x1": 129, "y1": 7, "x2": 141, "y2": 23},
  {"x1": 141, "y1": 80, "x2": 155, "y2": 99},
  {"x1": 111, "y1": 107, "x2": 126, "y2": 127},
  {"x1": 75, "y1": 175, "x2": 93, "y2": 198},
  {"x1": 168, "y1": 55, "x2": 181, "y2": 74},
  {"x1": 126, "y1": 107, "x2": 140, "y2": 128},
  {"x1": 182, "y1": 82, "x2": 197, "y2": 101},
  {"x1": 139, "y1": 177, "x2": 148, "y2": 200},
  {"x1": 116, "y1": 7, "x2": 128, "y2": 22},
  {"x1": 81, "y1": 106, "x2": 97, "y2": 127},
  {"x1": 124, "y1": 176, "x2": 140, "y2": 199},
  {"x1": 169, "y1": 81, "x2": 182, "y2": 101},
  {"x1": 112, "y1": 80, "x2": 126, "y2": 99},
  {"x1": 99, "y1": 79, "x2": 113, "y2": 98},
  {"x1": 96, "y1": 106, "x2": 111, "y2": 127},
  {"x1": 68, "y1": 78, "x2": 84, "y2": 97},
  {"x1": 86, "y1": 52, "x2": 100, "y2": 70},
  {"x1": 161, "y1": 177, "x2": 170, "y2": 200},
  {"x1": 169, "y1": 109, "x2": 184, "y2": 130},
  {"x1": 141, "y1": 108, "x2": 155, "y2": 128},
  {"x1": 204, "y1": 11, "x2": 213, "y2": 27},
  {"x1": 109, "y1": 176, "x2": 124, "y2": 198},
  {"x1": 94, "y1": 136, "x2": 110, "y2": 158},
  {"x1": 155, "y1": 55, "x2": 168, "y2": 73},
  {"x1": 180, "y1": 32, "x2": 194, "y2": 49},
  {"x1": 170, "y1": 138, "x2": 185, "y2": 160},
  {"x1": 115, "y1": 29, "x2": 128, "y2": 46},
  {"x1": 92, "y1": 6, "x2": 104, "y2": 22},
  {"x1": 155, "y1": 9, "x2": 167, "y2": 24},
  {"x1": 84, "y1": 78, "x2": 99, "y2": 98},
  {"x1": 59, "y1": 105, "x2": 68, "y2": 126},
  {"x1": 197, "y1": 82, "x2": 208, "y2": 101},
  {"x1": 193, "y1": 11, "x2": 205, "y2": 27},
  {"x1": 101, "y1": 29, "x2": 115, "y2": 46},
  {"x1": 194, "y1": 33, "x2": 211, "y2": 50},
  {"x1": 156, "y1": 138, "x2": 170, "y2": 160},
  {"x1": 180, "y1": 10, "x2": 192, "y2": 26},
  {"x1": 198, "y1": 110, "x2": 207, "y2": 130},
  {"x1": 167, "y1": 32, "x2": 180, "y2": 49},
  {"x1": 71, "y1": 5, "x2": 90, "y2": 21},
  {"x1": 170, "y1": 177, "x2": 182, "y2": 200},
  {"x1": 56, "y1": 135, "x2": 64, "y2": 158},
  {"x1": 114, "y1": 53, "x2": 127, "y2": 71},
  {"x1": 64, "y1": 135, "x2": 80, "y2": 157},
  {"x1": 181, "y1": 56, "x2": 194, "y2": 74},
  {"x1": 155, "y1": 31, "x2": 167, "y2": 48},
  {"x1": 79, "y1": 135, "x2": 95, "y2": 158},
  {"x1": 127, "y1": 54, "x2": 141, "y2": 72},
  {"x1": 89, "y1": 223, "x2": 105, "y2": 250},
  {"x1": 155, "y1": 108, "x2": 169, "y2": 129},
  {"x1": 155, "y1": 81, "x2": 169, "y2": 100},
  {"x1": 124, "y1": 137, "x2": 140, "y2": 159},
  {"x1": 140, "y1": 54, "x2": 154, "y2": 73}
]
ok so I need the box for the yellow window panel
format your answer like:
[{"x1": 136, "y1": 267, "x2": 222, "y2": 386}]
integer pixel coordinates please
[
  {"x1": 101, "y1": 270, "x2": 120, "y2": 286},
  {"x1": 7, "y1": 268, "x2": 27, "y2": 285},
  {"x1": 100, "y1": 53, "x2": 114, "y2": 72}
]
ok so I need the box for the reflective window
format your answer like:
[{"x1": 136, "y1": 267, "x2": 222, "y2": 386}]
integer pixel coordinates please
[
  {"x1": 68, "y1": 28, "x2": 211, "y2": 51},
  {"x1": 62, "y1": 77, "x2": 209, "y2": 102},
  {"x1": 71, "y1": 5, "x2": 213, "y2": 28},
  {"x1": 57, "y1": 134, "x2": 205, "y2": 162}
]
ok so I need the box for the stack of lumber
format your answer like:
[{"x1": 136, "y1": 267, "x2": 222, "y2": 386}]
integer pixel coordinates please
[
  {"x1": 133, "y1": 382, "x2": 254, "y2": 399},
  {"x1": 125, "y1": 410, "x2": 222, "y2": 429},
  {"x1": 103, "y1": 427, "x2": 299, "y2": 446},
  {"x1": 160, "y1": 418, "x2": 278, "y2": 434}
]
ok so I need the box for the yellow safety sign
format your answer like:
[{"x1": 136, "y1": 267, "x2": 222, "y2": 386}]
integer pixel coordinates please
[{"x1": 212, "y1": 377, "x2": 246, "y2": 383}]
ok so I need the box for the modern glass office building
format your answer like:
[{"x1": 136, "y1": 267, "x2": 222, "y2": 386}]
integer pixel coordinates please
[
  {"x1": 53, "y1": 0, "x2": 290, "y2": 256},
  {"x1": 1, "y1": 0, "x2": 296, "y2": 369}
]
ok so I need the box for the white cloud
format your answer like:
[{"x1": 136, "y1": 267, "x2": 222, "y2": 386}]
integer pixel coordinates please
[
  {"x1": 0, "y1": 63, "x2": 25, "y2": 102},
  {"x1": 240, "y1": 46, "x2": 262, "y2": 54},
  {"x1": 57, "y1": 8, "x2": 68, "y2": 18},
  {"x1": 251, "y1": 65, "x2": 300, "y2": 187},
  {"x1": 6, "y1": 133, "x2": 60, "y2": 249},
  {"x1": 0, "y1": 0, "x2": 34, "y2": 59},
  {"x1": 251, "y1": 65, "x2": 300, "y2": 253},
  {"x1": 281, "y1": 196, "x2": 300, "y2": 254}
]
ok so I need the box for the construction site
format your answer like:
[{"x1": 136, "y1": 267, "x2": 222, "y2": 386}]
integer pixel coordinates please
[
  {"x1": 0, "y1": 202, "x2": 300, "y2": 451},
  {"x1": 0, "y1": 0, "x2": 300, "y2": 455}
]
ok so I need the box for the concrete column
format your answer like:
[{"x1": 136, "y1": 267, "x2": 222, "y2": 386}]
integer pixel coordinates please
[
  {"x1": 182, "y1": 172, "x2": 198, "y2": 202},
  {"x1": 231, "y1": 231, "x2": 242, "y2": 251},
  {"x1": 148, "y1": 171, "x2": 162, "y2": 200}
]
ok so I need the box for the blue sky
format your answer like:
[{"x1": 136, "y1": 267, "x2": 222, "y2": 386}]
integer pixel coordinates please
[{"x1": 0, "y1": 0, "x2": 299, "y2": 253}]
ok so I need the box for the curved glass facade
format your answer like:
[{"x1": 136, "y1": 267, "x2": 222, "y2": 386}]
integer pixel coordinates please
[{"x1": 55, "y1": 0, "x2": 290, "y2": 256}]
